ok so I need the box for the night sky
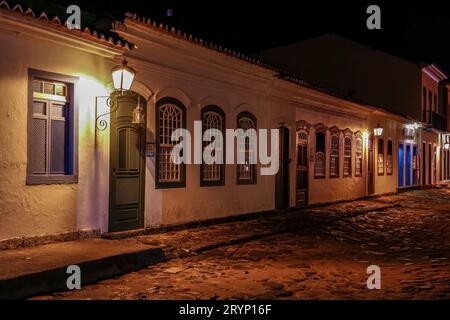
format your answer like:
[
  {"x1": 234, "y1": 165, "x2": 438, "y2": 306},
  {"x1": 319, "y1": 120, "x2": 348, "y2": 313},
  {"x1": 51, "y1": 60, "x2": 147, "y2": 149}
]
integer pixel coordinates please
[{"x1": 13, "y1": 0, "x2": 450, "y2": 71}]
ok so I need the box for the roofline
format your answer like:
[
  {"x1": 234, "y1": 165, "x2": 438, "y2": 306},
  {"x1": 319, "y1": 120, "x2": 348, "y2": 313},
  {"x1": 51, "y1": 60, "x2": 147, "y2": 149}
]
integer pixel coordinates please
[
  {"x1": 114, "y1": 12, "x2": 285, "y2": 74},
  {"x1": 0, "y1": 0, "x2": 132, "y2": 51}
]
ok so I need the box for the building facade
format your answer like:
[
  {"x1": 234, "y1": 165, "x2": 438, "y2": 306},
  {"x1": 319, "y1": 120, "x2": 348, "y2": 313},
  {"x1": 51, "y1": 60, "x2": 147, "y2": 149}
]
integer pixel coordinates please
[
  {"x1": 0, "y1": 3, "x2": 444, "y2": 246},
  {"x1": 261, "y1": 34, "x2": 450, "y2": 191}
]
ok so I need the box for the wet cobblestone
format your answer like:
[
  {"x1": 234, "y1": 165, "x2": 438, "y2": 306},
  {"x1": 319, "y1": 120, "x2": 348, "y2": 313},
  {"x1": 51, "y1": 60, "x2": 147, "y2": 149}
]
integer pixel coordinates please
[{"x1": 32, "y1": 189, "x2": 450, "y2": 300}]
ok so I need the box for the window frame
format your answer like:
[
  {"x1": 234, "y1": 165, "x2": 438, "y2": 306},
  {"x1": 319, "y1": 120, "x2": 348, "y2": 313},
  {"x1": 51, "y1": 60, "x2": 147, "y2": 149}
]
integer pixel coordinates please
[
  {"x1": 26, "y1": 69, "x2": 79, "y2": 185},
  {"x1": 201, "y1": 105, "x2": 226, "y2": 187},
  {"x1": 343, "y1": 131, "x2": 352, "y2": 178},
  {"x1": 155, "y1": 97, "x2": 187, "y2": 189},
  {"x1": 236, "y1": 111, "x2": 257, "y2": 185},
  {"x1": 386, "y1": 139, "x2": 393, "y2": 176},
  {"x1": 355, "y1": 133, "x2": 363, "y2": 177},
  {"x1": 377, "y1": 138, "x2": 385, "y2": 176},
  {"x1": 329, "y1": 128, "x2": 340, "y2": 178},
  {"x1": 314, "y1": 128, "x2": 327, "y2": 179}
]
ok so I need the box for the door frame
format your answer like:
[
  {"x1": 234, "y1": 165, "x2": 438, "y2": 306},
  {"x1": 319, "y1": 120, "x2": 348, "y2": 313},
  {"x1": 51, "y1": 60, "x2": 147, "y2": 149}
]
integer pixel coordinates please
[
  {"x1": 368, "y1": 134, "x2": 375, "y2": 194},
  {"x1": 295, "y1": 129, "x2": 309, "y2": 208},
  {"x1": 108, "y1": 91, "x2": 146, "y2": 232},
  {"x1": 275, "y1": 126, "x2": 290, "y2": 210}
]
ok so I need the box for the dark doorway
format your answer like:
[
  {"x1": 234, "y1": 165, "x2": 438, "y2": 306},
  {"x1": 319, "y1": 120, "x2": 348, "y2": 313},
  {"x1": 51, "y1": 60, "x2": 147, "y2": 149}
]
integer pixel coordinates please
[
  {"x1": 296, "y1": 130, "x2": 308, "y2": 207},
  {"x1": 275, "y1": 126, "x2": 290, "y2": 209},
  {"x1": 368, "y1": 135, "x2": 375, "y2": 194},
  {"x1": 109, "y1": 92, "x2": 146, "y2": 232}
]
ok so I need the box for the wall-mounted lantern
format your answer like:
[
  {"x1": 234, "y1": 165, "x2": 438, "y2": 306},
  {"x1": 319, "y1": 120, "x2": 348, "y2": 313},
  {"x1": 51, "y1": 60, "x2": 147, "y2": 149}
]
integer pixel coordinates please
[
  {"x1": 132, "y1": 96, "x2": 145, "y2": 124},
  {"x1": 444, "y1": 134, "x2": 450, "y2": 150},
  {"x1": 373, "y1": 123, "x2": 383, "y2": 137},
  {"x1": 111, "y1": 59, "x2": 136, "y2": 93},
  {"x1": 95, "y1": 59, "x2": 139, "y2": 135}
]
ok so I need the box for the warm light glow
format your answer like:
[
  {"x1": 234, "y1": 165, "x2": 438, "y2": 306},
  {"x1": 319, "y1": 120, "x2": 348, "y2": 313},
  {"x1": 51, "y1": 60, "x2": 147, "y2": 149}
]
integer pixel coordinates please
[
  {"x1": 373, "y1": 127, "x2": 383, "y2": 137},
  {"x1": 111, "y1": 59, "x2": 136, "y2": 92},
  {"x1": 132, "y1": 96, "x2": 145, "y2": 124},
  {"x1": 363, "y1": 131, "x2": 369, "y2": 147},
  {"x1": 445, "y1": 143, "x2": 450, "y2": 150}
]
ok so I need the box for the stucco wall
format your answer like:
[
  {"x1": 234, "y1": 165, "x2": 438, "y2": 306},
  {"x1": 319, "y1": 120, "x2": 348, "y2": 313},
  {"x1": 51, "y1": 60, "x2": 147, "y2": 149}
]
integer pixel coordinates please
[
  {"x1": 130, "y1": 68, "x2": 275, "y2": 228},
  {"x1": 0, "y1": 28, "x2": 114, "y2": 240},
  {"x1": 294, "y1": 104, "x2": 367, "y2": 204}
]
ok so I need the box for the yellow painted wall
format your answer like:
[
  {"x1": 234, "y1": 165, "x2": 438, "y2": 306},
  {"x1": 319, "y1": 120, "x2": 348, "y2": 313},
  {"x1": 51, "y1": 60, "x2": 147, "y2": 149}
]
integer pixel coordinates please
[{"x1": 0, "y1": 27, "x2": 114, "y2": 240}]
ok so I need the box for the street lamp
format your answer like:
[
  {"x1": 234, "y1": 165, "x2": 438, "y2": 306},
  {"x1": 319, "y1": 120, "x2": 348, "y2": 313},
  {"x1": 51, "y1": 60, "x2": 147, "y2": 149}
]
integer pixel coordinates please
[
  {"x1": 111, "y1": 59, "x2": 136, "y2": 93},
  {"x1": 373, "y1": 123, "x2": 383, "y2": 137}
]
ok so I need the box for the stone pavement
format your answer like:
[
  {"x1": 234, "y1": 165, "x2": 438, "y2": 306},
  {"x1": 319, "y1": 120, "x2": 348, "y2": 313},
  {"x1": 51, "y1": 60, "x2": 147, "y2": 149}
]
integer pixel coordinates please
[{"x1": 31, "y1": 188, "x2": 450, "y2": 300}]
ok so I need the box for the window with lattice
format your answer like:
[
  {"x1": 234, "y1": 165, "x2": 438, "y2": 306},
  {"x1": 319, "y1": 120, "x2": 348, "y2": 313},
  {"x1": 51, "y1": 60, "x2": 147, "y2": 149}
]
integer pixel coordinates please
[
  {"x1": 343, "y1": 136, "x2": 352, "y2": 177},
  {"x1": 355, "y1": 135, "x2": 363, "y2": 177},
  {"x1": 330, "y1": 134, "x2": 340, "y2": 177},
  {"x1": 387, "y1": 139, "x2": 393, "y2": 175},
  {"x1": 378, "y1": 138, "x2": 385, "y2": 175},
  {"x1": 237, "y1": 112, "x2": 257, "y2": 184},
  {"x1": 156, "y1": 98, "x2": 186, "y2": 188},
  {"x1": 201, "y1": 106, "x2": 225, "y2": 186},
  {"x1": 315, "y1": 132, "x2": 326, "y2": 178}
]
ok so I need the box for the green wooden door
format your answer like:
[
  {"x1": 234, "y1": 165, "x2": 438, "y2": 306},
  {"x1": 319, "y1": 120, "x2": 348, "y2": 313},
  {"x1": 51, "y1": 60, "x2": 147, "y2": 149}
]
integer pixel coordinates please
[{"x1": 109, "y1": 93, "x2": 146, "y2": 232}]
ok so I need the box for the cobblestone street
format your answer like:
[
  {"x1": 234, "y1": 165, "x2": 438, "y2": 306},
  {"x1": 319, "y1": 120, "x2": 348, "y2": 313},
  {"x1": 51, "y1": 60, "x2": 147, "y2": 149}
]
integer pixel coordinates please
[{"x1": 33, "y1": 189, "x2": 450, "y2": 300}]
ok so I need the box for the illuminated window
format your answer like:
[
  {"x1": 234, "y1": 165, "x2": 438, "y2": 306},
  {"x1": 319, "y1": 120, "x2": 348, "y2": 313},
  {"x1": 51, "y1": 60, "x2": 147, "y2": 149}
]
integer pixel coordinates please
[
  {"x1": 315, "y1": 132, "x2": 326, "y2": 178},
  {"x1": 27, "y1": 70, "x2": 78, "y2": 185},
  {"x1": 237, "y1": 112, "x2": 257, "y2": 184},
  {"x1": 156, "y1": 97, "x2": 186, "y2": 188},
  {"x1": 355, "y1": 134, "x2": 363, "y2": 177},
  {"x1": 330, "y1": 134, "x2": 340, "y2": 178},
  {"x1": 201, "y1": 106, "x2": 225, "y2": 186},
  {"x1": 343, "y1": 135, "x2": 352, "y2": 177},
  {"x1": 377, "y1": 138, "x2": 385, "y2": 175},
  {"x1": 386, "y1": 139, "x2": 393, "y2": 175}
]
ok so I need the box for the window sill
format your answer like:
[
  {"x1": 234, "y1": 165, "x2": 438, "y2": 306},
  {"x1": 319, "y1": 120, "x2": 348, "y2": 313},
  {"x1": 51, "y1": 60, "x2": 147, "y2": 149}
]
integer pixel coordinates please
[
  {"x1": 155, "y1": 181, "x2": 186, "y2": 189},
  {"x1": 26, "y1": 175, "x2": 78, "y2": 186},
  {"x1": 237, "y1": 180, "x2": 257, "y2": 186},
  {"x1": 201, "y1": 181, "x2": 226, "y2": 187}
]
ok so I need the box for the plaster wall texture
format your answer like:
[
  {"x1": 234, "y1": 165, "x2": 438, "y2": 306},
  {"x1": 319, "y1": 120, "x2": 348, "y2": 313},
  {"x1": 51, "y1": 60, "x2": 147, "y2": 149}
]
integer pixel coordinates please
[{"x1": 0, "y1": 26, "x2": 115, "y2": 240}]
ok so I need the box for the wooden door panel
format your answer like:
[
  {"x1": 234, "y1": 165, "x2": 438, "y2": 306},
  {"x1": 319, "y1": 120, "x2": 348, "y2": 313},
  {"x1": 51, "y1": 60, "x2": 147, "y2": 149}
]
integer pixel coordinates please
[{"x1": 109, "y1": 93, "x2": 145, "y2": 232}]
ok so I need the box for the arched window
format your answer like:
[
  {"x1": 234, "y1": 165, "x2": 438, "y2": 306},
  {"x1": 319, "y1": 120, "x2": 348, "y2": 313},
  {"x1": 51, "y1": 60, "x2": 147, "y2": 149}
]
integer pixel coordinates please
[
  {"x1": 315, "y1": 132, "x2": 326, "y2": 178},
  {"x1": 355, "y1": 133, "x2": 363, "y2": 177},
  {"x1": 386, "y1": 139, "x2": 393, "y2": 175},
  {"x1": 201, "y1": 106, "x2": 225, "y2": 186},
  {"x1": 343, "y1": 134, "x2": 352, "y2": 177},
  {"x1": 156, "y1": 97, "x2": 186, "y2": 189},
  {"x1": 377, "y1": 138, "x2": 385, "y2": 176},
  {"x1": 237, "y1": 112, "x2": 257, "y2": 184},
  {"x1": 330, "y1": 133, "x2": 340, "y2": 178}
]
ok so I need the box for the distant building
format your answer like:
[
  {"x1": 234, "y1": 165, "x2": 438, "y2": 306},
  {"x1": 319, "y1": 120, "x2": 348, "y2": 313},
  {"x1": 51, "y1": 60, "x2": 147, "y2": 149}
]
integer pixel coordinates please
[{"x1": 260, "y1": 34, "x2": 450, "y2": 188}]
